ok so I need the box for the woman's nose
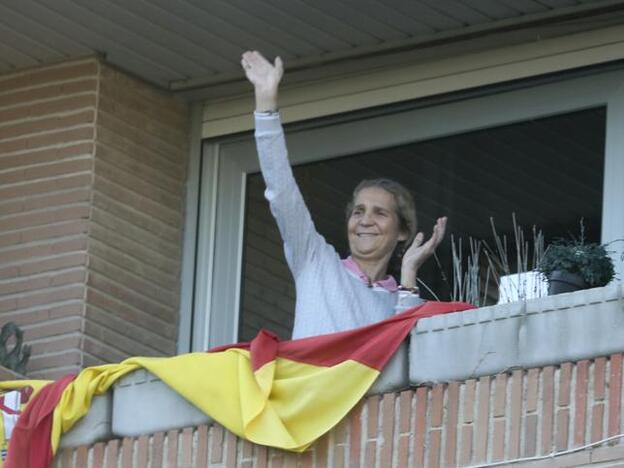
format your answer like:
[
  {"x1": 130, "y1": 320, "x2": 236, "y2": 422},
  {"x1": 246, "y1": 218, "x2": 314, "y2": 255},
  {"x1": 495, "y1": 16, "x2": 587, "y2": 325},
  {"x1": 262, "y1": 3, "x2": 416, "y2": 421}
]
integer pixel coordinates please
[{"x1": 359, "y1": 211, "x2": 373, "y2": 225}]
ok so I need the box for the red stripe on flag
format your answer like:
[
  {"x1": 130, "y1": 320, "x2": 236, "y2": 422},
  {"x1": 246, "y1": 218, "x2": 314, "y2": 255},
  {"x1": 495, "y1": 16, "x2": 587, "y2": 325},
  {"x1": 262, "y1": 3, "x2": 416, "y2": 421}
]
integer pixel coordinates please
[
  {"x1": 211, "y1": 301, "x2": 473, "y2": 371},
  {"x1": 5, "y1": 374, "x2": 75, "y2": 468}
]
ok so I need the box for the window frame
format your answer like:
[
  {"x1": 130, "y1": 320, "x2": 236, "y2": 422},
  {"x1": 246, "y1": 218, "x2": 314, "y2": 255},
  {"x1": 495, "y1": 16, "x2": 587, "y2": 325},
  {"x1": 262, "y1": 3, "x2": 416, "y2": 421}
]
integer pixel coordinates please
[{"x1": 182, "y1": 67, "x2": 624, "y2": 352}]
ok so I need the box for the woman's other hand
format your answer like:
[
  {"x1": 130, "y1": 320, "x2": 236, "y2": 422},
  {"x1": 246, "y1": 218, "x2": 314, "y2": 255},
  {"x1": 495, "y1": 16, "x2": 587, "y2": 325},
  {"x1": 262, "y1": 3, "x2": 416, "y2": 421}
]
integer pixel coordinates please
[
  {"x1": 400, "y1": 216, "x2": 447, "y2": 288},
  {"x1": 241, "y1": 50, "x2": 283, "y2": 112}
]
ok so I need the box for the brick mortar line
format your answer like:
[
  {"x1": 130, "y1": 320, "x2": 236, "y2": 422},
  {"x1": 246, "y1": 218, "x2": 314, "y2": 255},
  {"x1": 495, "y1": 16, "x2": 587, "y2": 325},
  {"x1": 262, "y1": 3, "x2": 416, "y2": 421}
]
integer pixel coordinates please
[
  {"x1": 0, "y1": 73, "x2": 99, "y2": 96},
  {"x1": 93, "y1": 168, "x2": 183, "y2": 216},
  {"x1": 0, "y1": 154, "x2": 93, "y2": 176},
  {"x1": 91, "y1": 189, "x2": 182, "y2": 235},
  {"x1": 88, "y1": 219, "x2": 180, "y2": 265},
  {"x1": 85, "y1": 279, "x2": 177, "y2": 328},
  {"x1": 0, "y1": 186, "x2": 91, "y2": 205},
  {"x1": 0, "y1": 266, "x2": 86, "y2": 286},
  {"x1": 93, "y1": 148, "x2": 184, "y2": 196},
  {"x1": 0, "y1": 233, "x2": 87, "y2": 256},
  {"x1": 0, "y1": 169, "x2": 93, "y2": 190},
  {"x1": 87, "y1": 254, "x2": 180, "y2": 307},
  {"x1": 96, "y1": 109, "x2": 187, "y2": 161},
  {"x1": 87, "y1": 239, "x2": 179, "y2": 288},
  {"x1": 0, "y1": 121, "x2": 95, "y2": 144},
  {"x1": 0, "y1": 140, "x2": 94, "y2": 158},
  {"x1": 84, "y1": 302, "x2": 176, "y2": 350},
  {"x1": 0, "y1": 106, "x2": 97, "y2": 129},
  {"x1": 0, "y1": 89, "x2": 97, "y2": 111},
  {"x1": 94, "y1": 156, "x2": 184, "y2": 202},
  {"x1": 0, "y1": 200, "x2": 91, "y2": 222},
  {"x1": 0, "y1": 283, "x2": 85, "y2": 304}
]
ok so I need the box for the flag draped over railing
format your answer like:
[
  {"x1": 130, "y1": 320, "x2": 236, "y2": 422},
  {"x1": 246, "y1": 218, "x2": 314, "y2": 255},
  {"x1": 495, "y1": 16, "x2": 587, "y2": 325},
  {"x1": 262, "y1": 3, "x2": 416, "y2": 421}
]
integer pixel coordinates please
[{"x1": 0, "y1": 301, "x2": 472, "y2": 468}]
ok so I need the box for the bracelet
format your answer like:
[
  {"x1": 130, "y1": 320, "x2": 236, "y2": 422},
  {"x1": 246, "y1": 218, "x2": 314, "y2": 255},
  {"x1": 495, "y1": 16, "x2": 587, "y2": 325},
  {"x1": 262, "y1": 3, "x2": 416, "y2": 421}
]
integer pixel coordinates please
[{"x1": 398, "y1": 284, "x2": 420, "y2": 294}]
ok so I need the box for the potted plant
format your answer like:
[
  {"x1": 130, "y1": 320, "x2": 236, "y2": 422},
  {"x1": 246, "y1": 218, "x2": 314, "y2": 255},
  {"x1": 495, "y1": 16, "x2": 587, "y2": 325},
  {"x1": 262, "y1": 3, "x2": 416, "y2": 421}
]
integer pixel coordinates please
[{"x1": 537, "y1": 238, "x2": 615, "y2": 295}]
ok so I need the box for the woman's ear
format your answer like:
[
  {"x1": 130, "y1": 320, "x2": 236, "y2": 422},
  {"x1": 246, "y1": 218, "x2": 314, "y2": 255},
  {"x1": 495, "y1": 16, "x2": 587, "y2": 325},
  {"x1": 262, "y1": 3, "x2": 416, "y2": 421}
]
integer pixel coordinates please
[{"x1": 398, "y1": 229, "x2": 409, "y2": 242}]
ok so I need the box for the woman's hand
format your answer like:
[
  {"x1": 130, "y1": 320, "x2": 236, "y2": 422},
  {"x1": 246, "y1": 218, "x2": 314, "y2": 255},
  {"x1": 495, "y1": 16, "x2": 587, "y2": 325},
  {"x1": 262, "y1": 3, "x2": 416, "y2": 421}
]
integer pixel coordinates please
[
  {"x1": 400, "y1": 217, "x2": 447, "y2": 288},
  {"x1": 241, "y1": 50, "x2": 283, "y2": 112}
]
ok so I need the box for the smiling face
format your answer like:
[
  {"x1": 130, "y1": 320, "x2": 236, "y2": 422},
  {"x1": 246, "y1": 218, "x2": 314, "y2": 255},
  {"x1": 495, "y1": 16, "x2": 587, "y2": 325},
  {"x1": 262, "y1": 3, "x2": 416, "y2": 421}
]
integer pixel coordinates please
[{"x1": 347, "y1": 187, "x2": 408, "y2": 266}]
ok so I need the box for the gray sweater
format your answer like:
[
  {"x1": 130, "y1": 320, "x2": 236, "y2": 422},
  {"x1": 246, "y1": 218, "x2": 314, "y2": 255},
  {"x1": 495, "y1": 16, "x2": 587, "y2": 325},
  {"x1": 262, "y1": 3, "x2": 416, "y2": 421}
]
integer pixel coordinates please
[{"x1": 255, "y1": 113, "x2": 423, "y2": 339}]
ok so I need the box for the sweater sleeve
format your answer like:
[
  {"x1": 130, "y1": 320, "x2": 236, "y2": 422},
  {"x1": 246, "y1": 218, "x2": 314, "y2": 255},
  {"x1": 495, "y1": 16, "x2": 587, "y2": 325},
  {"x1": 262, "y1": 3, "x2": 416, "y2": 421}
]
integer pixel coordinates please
[{"x1": 254, "y1": 112, "x2": 331, "y2": 276}]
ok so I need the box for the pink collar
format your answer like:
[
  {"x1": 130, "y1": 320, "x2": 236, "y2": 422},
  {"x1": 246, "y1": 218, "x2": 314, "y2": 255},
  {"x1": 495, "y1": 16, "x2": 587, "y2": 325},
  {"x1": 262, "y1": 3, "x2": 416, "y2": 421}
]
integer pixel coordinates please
[{"x1": 341, "y1": 256, "x2": 399, "y2": 291}]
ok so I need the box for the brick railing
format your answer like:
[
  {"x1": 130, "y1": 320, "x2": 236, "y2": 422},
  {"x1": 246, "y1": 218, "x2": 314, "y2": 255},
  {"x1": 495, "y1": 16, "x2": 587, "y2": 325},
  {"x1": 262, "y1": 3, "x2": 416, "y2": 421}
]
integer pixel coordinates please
[{"x1": 51, "y1": 353, "x2": 624, "y2": 468}]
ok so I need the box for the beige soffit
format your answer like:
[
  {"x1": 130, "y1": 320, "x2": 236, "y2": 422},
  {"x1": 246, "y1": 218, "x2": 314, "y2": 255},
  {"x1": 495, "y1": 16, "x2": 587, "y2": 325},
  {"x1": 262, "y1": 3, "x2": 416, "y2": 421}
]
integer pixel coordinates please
[{"x1": 202, "y1": 24, "x2": 624, "y2": 139}]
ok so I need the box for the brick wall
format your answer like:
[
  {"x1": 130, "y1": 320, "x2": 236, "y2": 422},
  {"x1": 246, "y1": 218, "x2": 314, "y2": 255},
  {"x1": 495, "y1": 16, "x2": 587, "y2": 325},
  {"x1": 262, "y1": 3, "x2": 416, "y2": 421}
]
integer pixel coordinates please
[
  {"x1": 52, "y1": 354, "x2": 624, "y2": 467},
  {"x1": 0, "y1": 59, "x2": 188, "y2": 379}
]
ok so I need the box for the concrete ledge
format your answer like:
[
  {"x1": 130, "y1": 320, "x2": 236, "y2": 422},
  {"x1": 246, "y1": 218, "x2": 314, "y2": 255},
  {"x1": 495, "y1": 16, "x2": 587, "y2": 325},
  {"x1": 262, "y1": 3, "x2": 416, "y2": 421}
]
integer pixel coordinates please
[
  {"x1": 410, "y1": 284, "x2": 623, "y2": 384},
  {"x1": 367, "y1": 341, "x2": 408, "y2": 395},
  {"x1": 60, "y1": 393, "x2": 112, "y2": 449},
  {"x1": 112, "y1": 369, "x2": 212, "y2": 437}
]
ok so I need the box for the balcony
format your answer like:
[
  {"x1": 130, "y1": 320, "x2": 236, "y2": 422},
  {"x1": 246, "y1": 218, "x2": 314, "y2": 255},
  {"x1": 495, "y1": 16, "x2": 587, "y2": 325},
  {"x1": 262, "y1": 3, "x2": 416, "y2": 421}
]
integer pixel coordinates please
[{"x1": 46, "y1": 285, "x2": 624, "y2": 467}]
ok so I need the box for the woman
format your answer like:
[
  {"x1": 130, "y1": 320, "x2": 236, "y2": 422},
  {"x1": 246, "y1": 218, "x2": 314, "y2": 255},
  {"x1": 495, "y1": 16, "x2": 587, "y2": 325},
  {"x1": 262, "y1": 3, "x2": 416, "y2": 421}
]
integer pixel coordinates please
[{"x1": 242, "y1": 51, "x2": 447, "y2": 339}]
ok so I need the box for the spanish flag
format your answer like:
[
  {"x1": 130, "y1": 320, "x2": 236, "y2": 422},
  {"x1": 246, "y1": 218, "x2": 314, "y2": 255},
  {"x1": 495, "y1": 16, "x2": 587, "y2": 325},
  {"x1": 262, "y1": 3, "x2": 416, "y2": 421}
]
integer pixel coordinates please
[{"x1": 2, "y1": 301, "x2": 472, "y2": 468}]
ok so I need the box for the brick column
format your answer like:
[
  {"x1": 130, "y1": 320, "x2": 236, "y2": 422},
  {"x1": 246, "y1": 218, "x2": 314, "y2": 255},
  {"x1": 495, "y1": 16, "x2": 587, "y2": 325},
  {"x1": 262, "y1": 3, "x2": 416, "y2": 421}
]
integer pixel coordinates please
[{"x1": 0, "y1": 59, "x2": 188, "y2": 379}]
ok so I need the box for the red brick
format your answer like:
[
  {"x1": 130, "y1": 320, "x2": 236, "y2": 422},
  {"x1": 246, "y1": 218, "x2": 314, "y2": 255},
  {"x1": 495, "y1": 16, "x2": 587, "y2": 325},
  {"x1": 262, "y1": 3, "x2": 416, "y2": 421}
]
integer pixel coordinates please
[
  {"x1": 0, "y1": 109, "x2": 94, "y2": 140},
  {"x1": 509, "y1": 370, "x2": 523, "y2": 459},
  {"x1": 379, "y1": 393, "x2": 395, "y2": 468},
  {"x1": 0, "y1": 222, "x2": 89, "y2": 249},
  {"x1": 0, "y1": 78, "x2": 96, "y2": 108},
  {"x1": 475, "y1": 376, "x2": 490, "y2": 463},
  {"x1": 0, "y1": 157, "x2": 93, "y2": 187},
  {"x1": 556, "y1": 408, "x2": 569, "y2": 451},
  {"x1": 444, "y1": 382, "x2": 459, "y2": 467},
  {"x1": 463, "y1": 379, "x2": 476, "y2": 423},
  {"x1": 92, "y1": 442, "x2": 105, "y2": 468},
  {"x1": 591, "y1": 402, "x2": 604, "y2": 443},
  {"x1": 136, "y1": 436, "x2": 149, "y2": 468},
  {"x1": 180, "y1": 427, "x2": 193, "y2": 466},
  {"x1": 315, "y1": 434, "x2": 328, "y2": 468},
  {"x1": 106, "y1": 439, "x2": 119, "y2": 468},
  {"x1": 492, "y1": 418, "x2": 506, "y2": 461},
  {"x1": 0, "y1": 269, "x2": 85, "y2": 296},
  {"x1": 459, "y1": 425, "x2": 473, "y2": 466},
  {"x1": 608, "y1": 353, "x2": 622, "y2": 437},
  {"x1": 27, "y1": 349, "x2": 81, "y2": 372},
  {"x1": 494, "y1": 373, "x2": 507, "y2": 417},
  {"x1": 0, "y1": 94, "x2": 96, "y2": 124},
  {"x1": 150, "y1": 432, "x2": 165, "y2": 468},
  {"x1": 300, "y1": 450, "x2": 313, "y2": 468},
  {"x1": 348, "y1": 401, "x2": 363, "y2": 468},
  {"x1": 524, "y1": 414, "x2": 538, "y2": 457},
  {"x1": 0, "y1": 173, "x2": 91, "y2": 200},
  {"x1": 396, "y1": 434, "x2": 409, "y2": 468},
  {"x1": 428, "y1": 429, "x2": 441, "y2": 468},
  {"x1": 21, "y1": 316, "x2": 83, "y2": 341},
  {"x1": 0, "y1": 142, "x2": 93, "y2": 172},
  {"x1": 527, "y1": 368, "x2": 540, "y2": 412},
  {"x1": 0, "y1": 126, "x2": 94, "y2": 154},
  {"x1": 0, "y1": 188, "x2": 91, "y2": 217},
  {"x1": 364, "y1": 441, "x2": 376, "y2": 468},
  {"x1": 255, "y1": 444, "x2": 268, "y2": 468},
  {"x1": 412, "y1": 386, "x2": 428, "y2": 468},
  {"x1": 2, "y1": 237, "x2": 88, "y2": 266},
  {"x1": 594, "y1": 357, "x2": 606, "y2": 400},
  {"x1": 399, "y1": 390, "x2": 412, "y2": 433},
  {"x1": 367, "y1": 395, "x2": 380, "y2": 439},
  {"x1": 58, "y1": 449, "x2": 72, "y2": 468},
  {"x1": 430, "y1": 384, "x2": 444, "y2": 428},
  {"x1": 74, "y1": 446, "x2": 87, "y2": 468},
  {"x1": 558, "y1": 363, "x2": 572, "y2": 407},
  {"x1": 225, "y1": 430, "x2": 237, "y2": 468},
  {"x1": 0, "y1": 61, "x2": 97, "y2": 92},
  {"x1": 541, "y1": 366, "x2": 555, "y2": 454},
  {"x1": 167, "y1": 430, "x2": 179, "y2": 468},
  {"x1": 574, "y1": 360, "x2": 589, "y2": 446},
  {"x1": 121, "y1": 437, "x2": 133, "y2": 468}
]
